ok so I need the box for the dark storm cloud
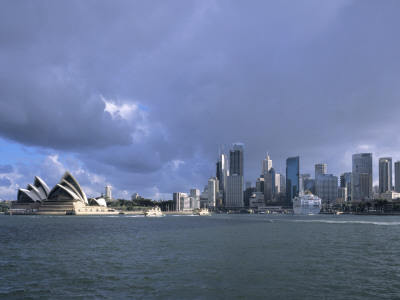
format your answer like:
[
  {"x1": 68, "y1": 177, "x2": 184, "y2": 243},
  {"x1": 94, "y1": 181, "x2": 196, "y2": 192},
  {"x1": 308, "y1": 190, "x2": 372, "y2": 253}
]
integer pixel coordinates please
[{"x1": 1, "y1": 0, "x2": 400, "y2": 197}]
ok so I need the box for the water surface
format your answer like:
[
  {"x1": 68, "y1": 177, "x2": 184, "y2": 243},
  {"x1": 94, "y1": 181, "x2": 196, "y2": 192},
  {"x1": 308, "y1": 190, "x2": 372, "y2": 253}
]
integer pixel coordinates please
[{"x1": 1, "y1": 214, "x2": 400, "y2": 299}]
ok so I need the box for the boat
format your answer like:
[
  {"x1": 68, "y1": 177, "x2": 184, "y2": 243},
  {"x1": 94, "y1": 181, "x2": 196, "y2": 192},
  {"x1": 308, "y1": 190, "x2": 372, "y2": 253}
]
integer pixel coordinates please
[
  {"x1": 292, "y1": 191, "x2": 321, "y2": 215},
  {"x1": 195, "y1": 208, "x2": 211, "y2": 216},
  {"x1": 145, "y1": 206, "x2": 164, "y2": 217}
]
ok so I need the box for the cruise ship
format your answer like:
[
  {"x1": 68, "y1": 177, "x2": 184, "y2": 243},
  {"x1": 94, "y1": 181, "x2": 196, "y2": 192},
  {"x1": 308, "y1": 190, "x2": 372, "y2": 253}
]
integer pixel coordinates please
[{"x1": 292, "y1": 191, "x2": 321, "y2": 215}]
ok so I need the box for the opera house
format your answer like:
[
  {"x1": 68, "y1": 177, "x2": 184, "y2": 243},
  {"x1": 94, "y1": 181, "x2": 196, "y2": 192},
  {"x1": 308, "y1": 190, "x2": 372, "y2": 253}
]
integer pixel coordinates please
[{"x1": 10, "y1": 171, "x2": 118, "y2": 215}]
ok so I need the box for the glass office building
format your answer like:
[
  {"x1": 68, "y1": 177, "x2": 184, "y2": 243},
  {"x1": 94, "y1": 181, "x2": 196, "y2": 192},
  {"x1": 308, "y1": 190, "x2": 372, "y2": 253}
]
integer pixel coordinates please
[{"x1": 286, "y1": 156, "x2": 300, "y2": 206}]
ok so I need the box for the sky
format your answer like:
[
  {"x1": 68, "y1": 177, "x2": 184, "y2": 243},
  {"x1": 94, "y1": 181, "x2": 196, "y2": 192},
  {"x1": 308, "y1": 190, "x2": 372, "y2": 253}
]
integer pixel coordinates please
[{"x1": 1, "y1": 0, "x2": 400, "y2": 200}]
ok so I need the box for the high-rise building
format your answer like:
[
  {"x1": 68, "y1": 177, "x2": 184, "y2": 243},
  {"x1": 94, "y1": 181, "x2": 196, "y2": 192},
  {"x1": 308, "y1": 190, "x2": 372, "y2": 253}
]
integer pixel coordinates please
[
  {"x1": 315, "y1": 164, "x2": 327, "y2": 179},
  {"x1": 379, "y1": 157, "x2": 392, "y2": 194},
  {"x1": 226, "y1": 175, "x2": 244, "y2": 209},
  {"x1": 317, "y1": 174, "x2": 338, "y2": 204},
  {"x1": 207, "y1": 177, "x2": 219, "y2": 209},
  {"x1": 352, "y1": 153, "x2": 373, "y2": 201},
  {"x1": 395, "y1": 161, "x2": 400, "y2": 193},
  {"x1": 105, "y1": 185, "x2": 112, "y2": 201},
  {"x1": 230, "y1": 143, "x2": 244, "y2": 176},
  {"x1": 264, "y1": 168, "x2": 281, "y2": 203},
  {"x1": 261, "y1": 153, "x2": 273, "y2": 175},
  {"x1": 226, "y1": 143, "x2": 244, "y2": 210},
  {"x1": 286, "y1": 156, "x2": 300, "y2": 206},
  {"x1": 340, "y1": 172, "x2": 352, "y2": 201},
  {"x1": 216, "y1": 152, "x2": 228, "y2": 206}
]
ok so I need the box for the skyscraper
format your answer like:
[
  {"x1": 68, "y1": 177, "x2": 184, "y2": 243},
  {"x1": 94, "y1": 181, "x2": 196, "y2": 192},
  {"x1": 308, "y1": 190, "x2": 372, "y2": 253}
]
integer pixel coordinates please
[
  {"x1": 340, "y1": 172, "x2": 352, "y2": 201},
  {"x1": 230, "y1": 143, "x2": 244, "y2": 176},
  {"x1": 207, "y1": 177, "x2": 219, "y2": 209},
  {"x1": 395, "y1": 161, "x2": 400, "y2": 193},
  {"x1": 379, "y1": 157, "x2": 392, "y2": 194},
  {"x1": 105, "y1": 185, "x2": 112, "y2": 201},
  {"x1": 286, "y1": 156, "x2": 299, "y2": 206},
  {"x1": 226, "y1": 143, "x2": 244, "y2": 210},
  {"x1": 261, "y1": 153, "x2": 273, "y2": 175},
  {"x1": 216, "y1": 151, "x2": 228, "y2": 205},
  {"x1": 352, "y1": 153, "x2": 373, "y2": 201},
  {"x1": 264, "y1": 168, "x2": 281, "y2": 203},
  {"x1": 315, "y1": 164, "x2": 327, "y2": 179}
]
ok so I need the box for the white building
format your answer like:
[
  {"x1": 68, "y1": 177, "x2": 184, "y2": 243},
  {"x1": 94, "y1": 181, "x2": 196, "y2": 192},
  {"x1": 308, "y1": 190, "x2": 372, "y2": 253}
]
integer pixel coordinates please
[
  {"x1": 207, "y1": 177, "x2": 219, "y2": 209},
  {"x1": 190, "y1": 189, "x2": 200, "y2": 209},
  {"x1": 261, "y1": 153, "x2": 273, "y2": 175},
  {"x1": 105, "y1": 185, "x2": 112, "y2": 201}
]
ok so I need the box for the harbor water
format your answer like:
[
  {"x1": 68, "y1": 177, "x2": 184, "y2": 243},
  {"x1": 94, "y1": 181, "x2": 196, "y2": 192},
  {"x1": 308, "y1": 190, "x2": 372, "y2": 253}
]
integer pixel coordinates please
[{"x1": 1, "y1": 213, "x2": 400, "y2": 299}]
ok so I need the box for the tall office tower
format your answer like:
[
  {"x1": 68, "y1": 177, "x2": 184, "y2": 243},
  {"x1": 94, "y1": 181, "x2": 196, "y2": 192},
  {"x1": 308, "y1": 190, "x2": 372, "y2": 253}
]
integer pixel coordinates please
[
  {"x1": 286, "y1": 156, "x2": 300, "y2": 206},
  {"x1": 264, "y1": 168, "x2": 281, "y2": 203},
  {"x1": 379, "y1": 157, "x2": 392, "y2": 194},
  {"x1": 216, "y1": 152, "x2": 228, "y2": 205},
  {"x1": 261, "y1": 153, "x2": 273, "y2": 175},
  {"x1": 105, "y1": 185, "x2": 112, "y2": 201},
  {"x1": 230, "y1": 143, "x2": 244, "y2": 176},
  {"x1": 226, "y1": 175, "x2": 244, "y2": 209},
  {"x1": 207, "y1": 177, "x2": 219, "y2": 209},
  {"x1": 395, "y1": 161, "x2": 400, "y2": 192},
  {"x1": 315, "y1": 164, "x2": 327, "y2": 179},
  {"x1": 352, "y1": 153, "x2": 373, "y2": 201},
  {"x1": 226, "y1": 143, "x2": 244, "y2": 210},
  {"x1": 340, "y1": 172, "x2": 352, "y2": 201},
  {"x1": 317, "y1": 174, "x2": 338, "y2": 204}
]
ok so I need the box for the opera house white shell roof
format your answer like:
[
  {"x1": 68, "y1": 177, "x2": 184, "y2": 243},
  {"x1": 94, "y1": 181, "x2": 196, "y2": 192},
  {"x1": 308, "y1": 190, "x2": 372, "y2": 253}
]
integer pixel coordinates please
[{"x1": 17, "y1": 171, "x2": 105, "y2": 207}]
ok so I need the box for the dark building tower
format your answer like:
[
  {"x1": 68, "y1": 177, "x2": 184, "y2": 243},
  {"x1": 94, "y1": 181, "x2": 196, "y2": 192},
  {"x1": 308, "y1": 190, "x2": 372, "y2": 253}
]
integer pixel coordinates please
[
  {"x1": 229, "y1": 143, "x2": 244, "y2": 176},
  {"x1": 286, "y1": 156, "x2": 300, "y2": 206},
  {"x1": 226, "y1": 143, "x2": 244, "y2": 210}
]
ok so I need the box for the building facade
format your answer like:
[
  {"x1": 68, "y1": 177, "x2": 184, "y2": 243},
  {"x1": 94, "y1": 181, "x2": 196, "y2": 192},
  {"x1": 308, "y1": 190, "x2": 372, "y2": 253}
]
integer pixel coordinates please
[
  {"x1": 379, "y1": 157, "x2": 392, "y2": 194},
  {"x1": 395, "y1": 161, "x2": 400, "y2": 193},
  {"x1": 105, "y1": 186, "x2": 112, "y2": 201},
  {"x1": 286, "y1": 156, "x2": 300, "y2": 206},
  {"x1": 352, "y1": 153, "x2": 373, "y2": 201},
  {"x1": 315, "y1": 164, "x2": 327, "y2": 179},
  {"x1": 226, "y1": 143, "x2": 244, "y2": 210},
  {"x1": 317, "y1": 174, "x2": 338, "y2": 204},
  {"x1": 216, "y1": 152, "x2": 228, "y2": 206},
  {"x1": 261, "y1": 153, "x2": 273, "y2": 175}
]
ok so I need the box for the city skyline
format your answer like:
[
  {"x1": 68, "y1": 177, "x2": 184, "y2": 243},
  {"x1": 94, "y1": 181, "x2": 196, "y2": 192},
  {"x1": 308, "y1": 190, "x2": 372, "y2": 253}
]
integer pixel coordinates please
[{"x1": 1, "y1": 1, "x2": 400, "y2": 200}]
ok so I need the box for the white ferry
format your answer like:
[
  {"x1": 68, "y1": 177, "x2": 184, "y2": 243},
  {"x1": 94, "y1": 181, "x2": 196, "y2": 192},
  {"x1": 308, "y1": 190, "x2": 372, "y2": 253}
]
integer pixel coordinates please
[
  {"x1": 195, "y1": 208, "x2": 211, "y2": 216},
  {"x1": 292, "y1": 192, "x2": 321, "y2": 215},
  {"x1": 145, "y1": 206, "x2": 164, "y2": 217}
]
